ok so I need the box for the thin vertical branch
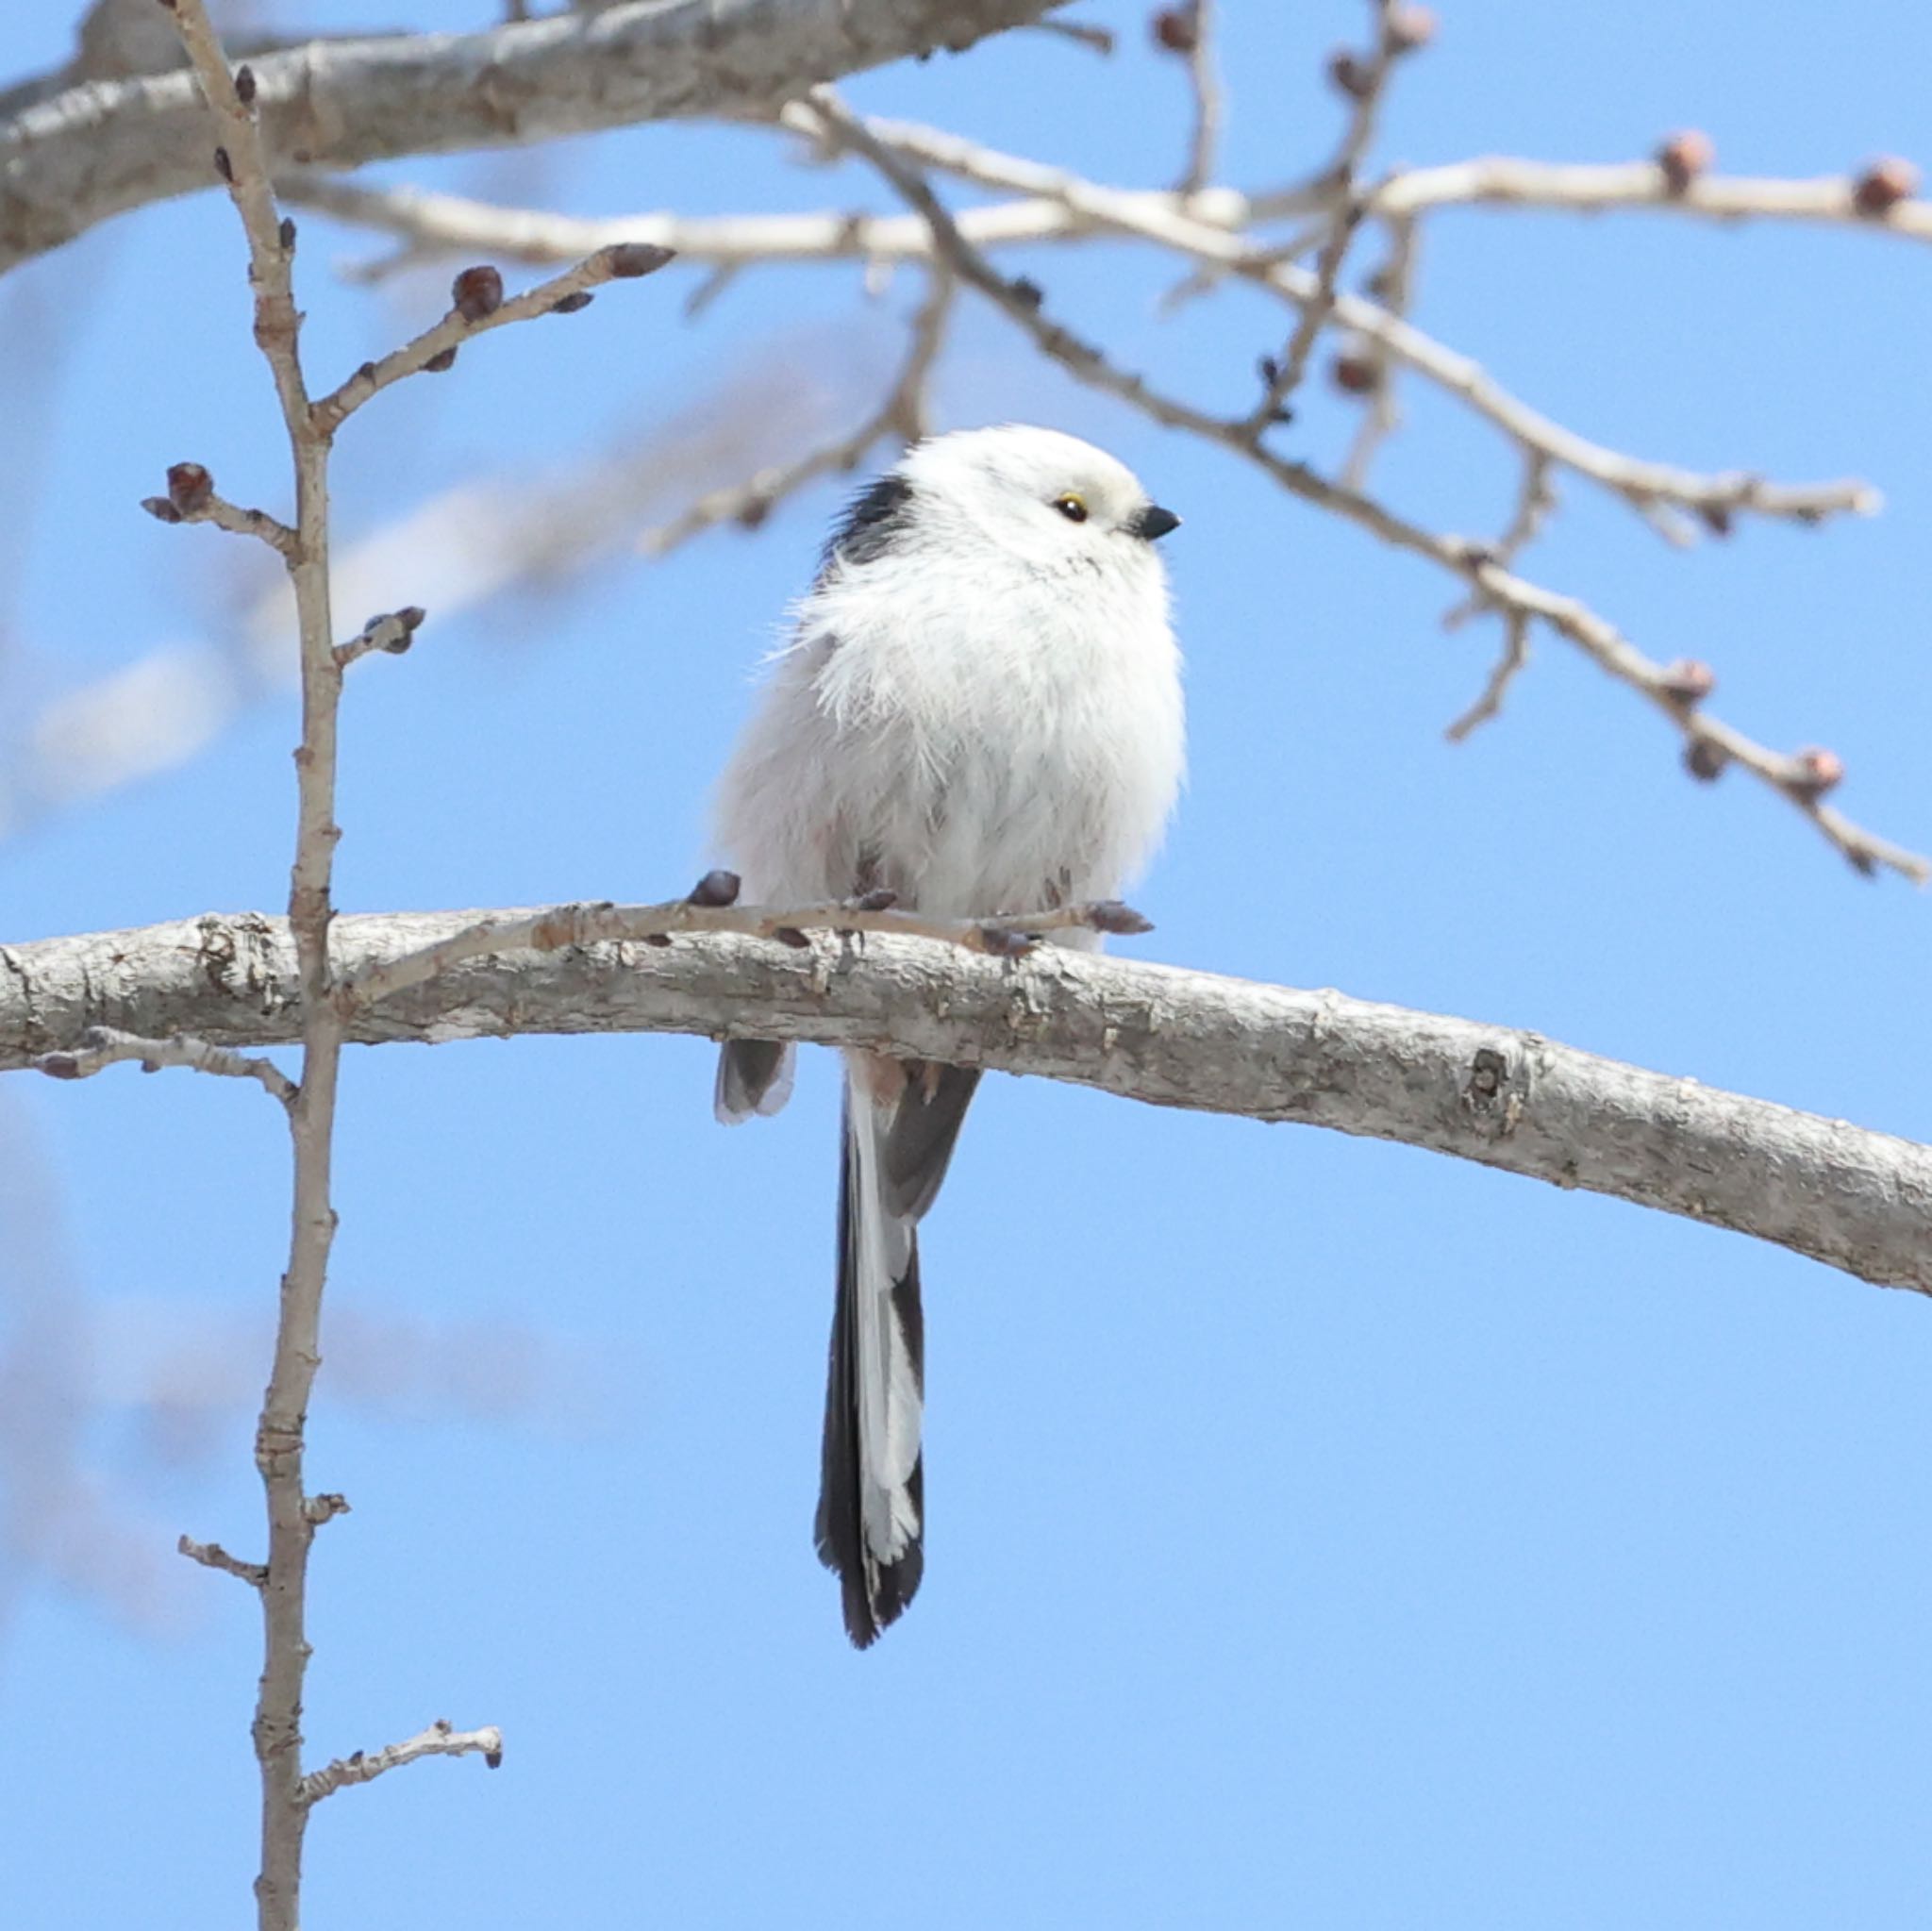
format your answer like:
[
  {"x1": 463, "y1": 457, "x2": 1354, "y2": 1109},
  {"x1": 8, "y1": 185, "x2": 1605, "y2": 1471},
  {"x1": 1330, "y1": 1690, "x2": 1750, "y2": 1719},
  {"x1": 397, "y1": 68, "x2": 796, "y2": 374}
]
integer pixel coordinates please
[
  {"x1": 1340, "y1": 212, "x2": 1418, "y2": 487},
  {"x1": 1174, "y1": 0, "x2": 1224, "y2": 195},
  {"x1": 161, "y1": 13, "x2": 664, "y2": 1917},
  {"x1": 165, "y1": 7, "x2": 342, "y2": 1926},
  {"x1": 1244, "y1": 0, "x2": 1405, "y2": 433}
]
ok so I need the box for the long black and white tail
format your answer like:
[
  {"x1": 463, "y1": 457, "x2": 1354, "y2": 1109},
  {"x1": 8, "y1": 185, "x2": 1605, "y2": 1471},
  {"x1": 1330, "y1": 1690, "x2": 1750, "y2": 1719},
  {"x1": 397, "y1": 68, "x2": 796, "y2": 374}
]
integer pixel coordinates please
[{"x1": 816, "y1": 1053, "x2": 979, "y2": 1647}]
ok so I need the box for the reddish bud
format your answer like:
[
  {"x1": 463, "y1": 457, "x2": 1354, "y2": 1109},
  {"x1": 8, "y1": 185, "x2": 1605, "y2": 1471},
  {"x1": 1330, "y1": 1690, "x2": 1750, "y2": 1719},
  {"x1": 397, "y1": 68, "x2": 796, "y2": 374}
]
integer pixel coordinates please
[
  {"x1": 35, "y1": 1053, "x2": 80, "y2": 1079},
  {"x1": 1330, "y1": 349, "x2": 1382, "y2": 395},
  {"x1": 1790, "y1": 746, "x2": 1845, "y2": 796},
  {"x1": 141, "y1": 496, "x2": 182, "y2": 524},
  {"x1": 1656, "y1": 129, "x2": 1715, "y2": 195},
  {"x1": 212, "y1": 146, "x2": 233, "y2": 183},
  {"x1": 1698, "y1": 502, "x2": 1734, "y2": 538},
  {"x1": 235, "y1": 64, "x2": 257, "y2": 107},
  {"x1": 549, "y1": 291, "x2": 595, "y2": 315},
  {"x1": 423, "y1": 346, "x2": 458, "y2": 374},
  {"x1": 451, "y1": 265, "x2": 504, "y2": 321},
  {"x1": 278, "y1": 216, "x2": 296, "y2": 253},
  {"x1": 1658, "y1": 658, "x2": 1717, "y2": 706},
  {"x1": 1853, "y1": 157, "x2": 1919, "y2": 217},
  {"x1": 1683, "y1": 738, "x2": 1729, "y2": 782},
  {"x1": 1151, "y1": 7, "x2": 1199, "y2": 55},
  {"x1": 1386, "y1": 6, "x2": 1437, "y2": 54},
  {"x1": 687, "y1": 870, "x2": 741, "y2": 908},
  {"x1": 166, "y1": 461, "x2": 213, "y2": 514}
]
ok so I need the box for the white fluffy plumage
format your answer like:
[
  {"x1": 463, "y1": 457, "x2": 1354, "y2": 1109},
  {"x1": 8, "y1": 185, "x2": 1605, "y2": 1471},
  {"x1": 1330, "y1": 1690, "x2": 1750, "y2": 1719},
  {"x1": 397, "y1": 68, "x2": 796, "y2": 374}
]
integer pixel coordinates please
[{"x1": 710, "y1": 424, "x2": 1186, "y2": 1644}]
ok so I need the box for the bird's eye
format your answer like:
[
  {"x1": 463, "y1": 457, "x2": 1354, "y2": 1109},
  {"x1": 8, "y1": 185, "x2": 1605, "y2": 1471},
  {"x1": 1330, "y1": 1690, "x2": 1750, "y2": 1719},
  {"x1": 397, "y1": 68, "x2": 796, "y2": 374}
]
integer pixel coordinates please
[{"x1": 1052, "y1": 492, "x2": 1089, "y2": 524}]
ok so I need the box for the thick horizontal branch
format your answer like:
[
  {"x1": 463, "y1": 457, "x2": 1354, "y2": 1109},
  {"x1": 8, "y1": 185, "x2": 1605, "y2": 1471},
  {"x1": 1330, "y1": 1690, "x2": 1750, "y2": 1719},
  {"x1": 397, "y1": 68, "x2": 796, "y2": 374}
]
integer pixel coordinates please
[
  {"x1": 5, "y1": 908, "x2": 1930, "y2": 1295},
  {"x1": 0, "y1": 0, "x2": 1062, "y2": 275}
]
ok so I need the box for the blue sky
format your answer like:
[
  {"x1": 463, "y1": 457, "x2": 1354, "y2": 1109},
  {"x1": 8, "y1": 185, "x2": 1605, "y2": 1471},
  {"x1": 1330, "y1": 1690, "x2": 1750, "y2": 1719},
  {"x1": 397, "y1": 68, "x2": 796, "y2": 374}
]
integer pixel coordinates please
[{"x1": 4, "y1": 2, "x2": 1932, "y2": 1924}]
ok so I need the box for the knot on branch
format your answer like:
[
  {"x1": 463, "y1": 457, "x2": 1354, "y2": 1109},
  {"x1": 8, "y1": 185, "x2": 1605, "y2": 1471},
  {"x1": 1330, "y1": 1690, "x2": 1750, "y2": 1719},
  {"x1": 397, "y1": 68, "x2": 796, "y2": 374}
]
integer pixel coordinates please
[{"x1": 1461, "y1": 1043, "x2": 1527, "y2": 1137}]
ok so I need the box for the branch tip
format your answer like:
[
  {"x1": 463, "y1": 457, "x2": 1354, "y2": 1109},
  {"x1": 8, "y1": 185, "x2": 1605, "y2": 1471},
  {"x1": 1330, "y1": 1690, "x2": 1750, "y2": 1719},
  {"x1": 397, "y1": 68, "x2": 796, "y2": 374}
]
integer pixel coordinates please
[
  {"x1": 1853, "y1": 157, "x2": 1919, "y2": 218},
  {"x1": 602, "y1": 241, "x2": 676, "y2": 278},
  {"x1": 1385, "y1": 6, "x2": 1437, "y2": 55},
  {"x1": 1085, "y1": 899, "x2": 1156, "y2": 937}
]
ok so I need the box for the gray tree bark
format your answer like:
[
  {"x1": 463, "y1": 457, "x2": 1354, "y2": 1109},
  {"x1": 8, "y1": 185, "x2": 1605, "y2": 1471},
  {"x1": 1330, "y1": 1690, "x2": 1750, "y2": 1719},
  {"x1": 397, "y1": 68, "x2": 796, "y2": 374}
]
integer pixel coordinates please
[
  {"x1": 6, "y1": 907, "x2": 1929, "y2": 1296},
  {"x1": 0, "y1": 0, "x2": 1063, "y2": 275}
]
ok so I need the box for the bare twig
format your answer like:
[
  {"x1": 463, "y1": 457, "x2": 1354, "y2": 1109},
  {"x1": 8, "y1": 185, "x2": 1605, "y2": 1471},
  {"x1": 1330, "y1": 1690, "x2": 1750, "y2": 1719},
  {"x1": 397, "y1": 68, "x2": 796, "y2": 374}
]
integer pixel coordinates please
[
  {"x1": 140, "y1": 471, "x2": 296, "y2": 556},
  {"x1": 281, "y1": 169, "x2": 1264, "y2": 278},
  {"x1": 1340, "y1": 212, "x2": 1418, "y2": 488},
  {"x1": 179, "y1": 1534, "x2": 269, "y2": 1588},
  {"x1": 308, "y1": 244, "x2": 674, "y2": 436},
  {"x1": 10, "y1": 909, "x2": 1932, "y2": 1298},
  {"x1": 32, "y1": 1024, "x2": 296, "y2": 1107},
  {"x1": 1173, "y1": 1, "x2": 1224, "y2": 196},
  {"x1": 1444, "y1": 609, "x2": 1532, "y2": 741},
  {"x1": 639, "y1": 267, "x2": 952, "y2": 557},
  {"x1": 1028, "y1": 18, "x2": 1114, "y2": 54},
  {"x1": 300, "y1": 1720, "x2": 504, "y2": 1806},
  {"x1": 333, "y1": 608, "x2": 425, "y2": 669},
  {"x1": 808, "y1": 91, "x2": 1925, "y2": 883},
  {"x1": 1439, "y1": 451, "x2": 1557, "y2": 630},
  {"x1": 340, "y1": 889, "x2": 1151, "y2": 1013}
]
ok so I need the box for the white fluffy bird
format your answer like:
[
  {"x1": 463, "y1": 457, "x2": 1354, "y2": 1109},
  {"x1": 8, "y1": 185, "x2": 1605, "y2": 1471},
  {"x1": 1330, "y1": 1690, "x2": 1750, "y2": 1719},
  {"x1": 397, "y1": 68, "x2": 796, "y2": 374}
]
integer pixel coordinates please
[{"x1": 712, "y1": 424, "x2": 1185, "y2": 1645}]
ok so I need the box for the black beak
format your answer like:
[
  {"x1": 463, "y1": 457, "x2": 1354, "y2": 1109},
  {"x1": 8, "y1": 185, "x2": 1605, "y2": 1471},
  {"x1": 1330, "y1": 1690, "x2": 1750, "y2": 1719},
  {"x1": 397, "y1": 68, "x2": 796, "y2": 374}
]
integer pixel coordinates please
[{"x1": 1133, "y1": 504, "x2": 1181, "y2": 541}]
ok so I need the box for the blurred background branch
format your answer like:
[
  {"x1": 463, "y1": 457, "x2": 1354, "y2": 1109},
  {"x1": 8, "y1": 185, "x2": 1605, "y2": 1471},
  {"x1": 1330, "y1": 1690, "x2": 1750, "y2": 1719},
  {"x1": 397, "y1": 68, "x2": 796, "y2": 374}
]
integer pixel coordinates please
[{"x1": 4, "y1": 5, "x2": 1923, "y2": 872}]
